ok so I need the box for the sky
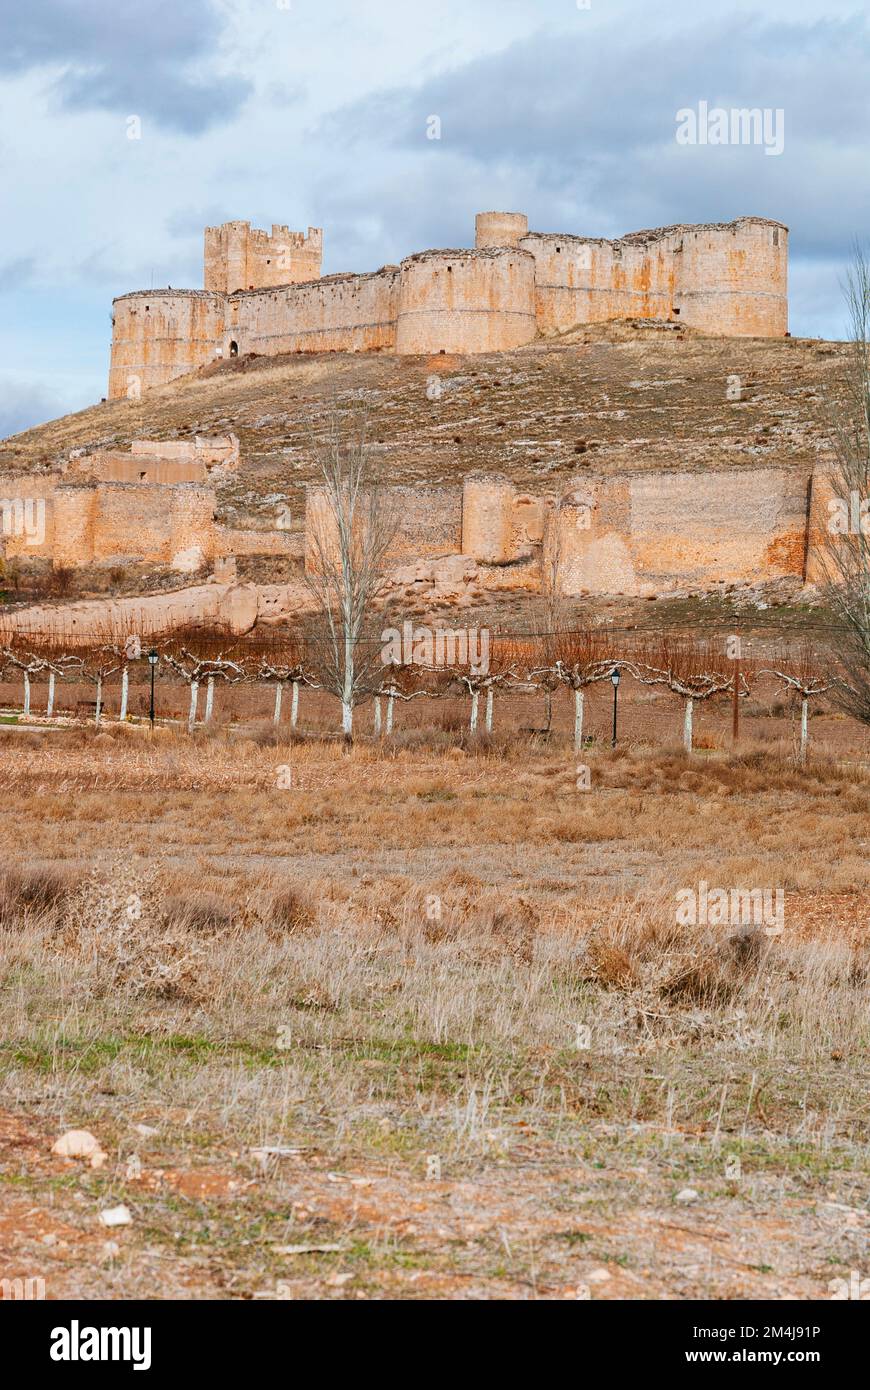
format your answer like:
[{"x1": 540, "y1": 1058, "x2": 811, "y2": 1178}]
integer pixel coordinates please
[{"x1": 2, "y1": 0, "x2": 868, "y2": 437}]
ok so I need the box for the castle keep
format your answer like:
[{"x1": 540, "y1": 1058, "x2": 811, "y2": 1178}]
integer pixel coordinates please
[{"x1": 109, "y1": 212, "x2": 788, "y2": 398}]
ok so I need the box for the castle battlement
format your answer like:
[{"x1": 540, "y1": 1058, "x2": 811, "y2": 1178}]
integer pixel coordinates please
[{"x1": 109, "y1": 211, "x2": 788, "y2": 399}]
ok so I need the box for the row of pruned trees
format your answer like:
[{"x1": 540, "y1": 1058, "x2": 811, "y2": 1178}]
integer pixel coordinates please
[{"x1": 0, "y1": 621, "x2": 845, "y2": 759}]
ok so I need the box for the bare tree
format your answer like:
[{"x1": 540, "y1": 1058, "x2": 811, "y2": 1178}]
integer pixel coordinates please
[
  {"x1": 760, "y1": 644, "x2": 835, "y2": 765},
  {"x1": 162, "y1": 627, "x2": 246, "y2": 732},
  {"x1": 635, "y1": 636, "x2": 734, "y2": 753},
  {"x1": 530, "y1": 626, "x2": 619, "y2": 751},
  {"x1": 255, "y1": 629, "x2": 314, "y2": 730},
  {"x1": 303, "y1": 399, "x2": 398, "y2": 741},
  {"x1": 816, "y1": 245, "x2": 870, "y2": 722}
]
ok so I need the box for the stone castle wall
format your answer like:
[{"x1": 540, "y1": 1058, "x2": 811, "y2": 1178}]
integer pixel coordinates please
[
  {"x1": 109, "y1": 212, "x2": 789, "y2": 398},
  {"x1": 305, "y1": 464, "x2": 820, "y2": 598},
  {"x1": 67, "y1": 434, "x2": 239, "y2": 484}
]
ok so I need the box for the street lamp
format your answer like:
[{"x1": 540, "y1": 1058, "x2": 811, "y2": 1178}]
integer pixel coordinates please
[
  {"x1": 147, "y1": 649, "x2": 158, "y2": 729},
  {"x1": 610, "y1": 667, "x2": 620, "y2": 747}
]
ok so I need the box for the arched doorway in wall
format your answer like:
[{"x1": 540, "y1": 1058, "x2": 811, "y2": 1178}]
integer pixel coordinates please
[{"x1": 229, "y1": 341, "x2": 239, "y2": 357}]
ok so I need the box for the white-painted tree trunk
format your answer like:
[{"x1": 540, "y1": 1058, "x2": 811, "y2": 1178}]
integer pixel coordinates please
[
  {"x1": 374, "y1": 696, "x2": 382, "y2": 735},
  {"x1": 485, "y1": 686, "x2": 494, "y2": 732},
  {"x1": 204, "y1": 676, "x2": 215, "y2": 723},
  {"x1": 470, "y1": 689, "x2": 479, "y2": 733},
  {"x1": 47, "y1": 670, "x2": 55, "y2": 719},
  {"x1": 272, "y1": 681, "x2": 282, "y2": 725},
  {"x1": 683, "y1": 697, "x2": 694, "y2": 753},
  {"x1": 291, "y1": 680, "x2": 300, "y2": 729},
  {"x1": 573, "y1": 687, "x2": 584, "y2": 753},
  {"x1": 386, "y1": 687, "x2": 395, "y2": 734},
  {"x1": 23, "y1": 671, "x2": 30, "y2": 716},
  {"x1": 341, "y1": 699, "x2": 353, "y2": 738},
  {"x1": 188, "y1": 679, "x2": 199, "y2": 733},
  {"x1": 800, "y1": 696, "x2": 809, "y2": 765},
  {"x1": 119, "y1": 666, "x2": 129, "y2": 721},
  {"x1": 95, "y1": 675, "x2": 102, "y2": 728}
]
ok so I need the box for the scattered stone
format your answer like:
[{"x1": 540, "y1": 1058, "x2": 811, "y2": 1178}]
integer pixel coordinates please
[
  {"x1": 99, "y1": 1204, "x2": 132, "y2": 1228},
  {"x1": 676, "y1": 1188, "x2": 700, "y2": 1204},
  {"x1": 52, "y1": 1129, "x2": 108, "y2": 1169}
]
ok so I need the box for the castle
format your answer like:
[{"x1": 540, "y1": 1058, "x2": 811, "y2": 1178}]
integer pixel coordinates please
[{"x1": 108, "y1": 211, "x2": 788, "y2": 398}]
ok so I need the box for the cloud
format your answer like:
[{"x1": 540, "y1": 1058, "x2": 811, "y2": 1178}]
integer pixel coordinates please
[
  {"x1": 3, "y1": 0, "x2": 251, "y2": 133},
  {"x1": 0, "y1": 379, "x2": 72, "y2": 440},
  {"x1": 0, "y1": 258, "x2": 37, "y2": 292},
  {"x1": 317, "y1": 14, "x2": 870, "y2": 258}
]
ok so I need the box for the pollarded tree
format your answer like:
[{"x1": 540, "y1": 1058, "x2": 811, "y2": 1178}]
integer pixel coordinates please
[
  {"x1": 373, "y1": 657, "x2": 434, "y2": 735},
  {"x1": 254, "y1": 628, "x2": 315, "y2": 730},
  {"x1": 635, "y1": 635, "x2": 735, "y2": 753},
  {"x1": 76, "y1": 641, "x2": 123, "y2": 727},
  {"x1": 161, "y1": 627, "x2": 246, "y2": 732},
  {"x1": 449, "y1": 633, "x2": 518, "y2": 734},
  {"x1": 531, "y1": 626, "x2": 621, "y2": 752},
  {"x1": 761, "y1": 643, "x2": 835, "y2": 765},
  {"x1": 1, "y1": 643, "x2": 50, "y2": 717}
]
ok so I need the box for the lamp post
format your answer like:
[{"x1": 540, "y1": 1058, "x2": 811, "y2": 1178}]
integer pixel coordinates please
[
  {"x1": 148, "y1": 649, "x2": 158, "y2": 729},
  {"x1": 610, "y1": 667, "x2": 620, "y2": 747}
]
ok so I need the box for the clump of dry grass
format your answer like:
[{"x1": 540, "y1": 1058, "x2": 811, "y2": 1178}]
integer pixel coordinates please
[
  {"x1": 0, "y1": 864, "x2": 79, "y2": 926},
  {"x1": 261, "y1": 882, "x2": 319, "y2": 938}
]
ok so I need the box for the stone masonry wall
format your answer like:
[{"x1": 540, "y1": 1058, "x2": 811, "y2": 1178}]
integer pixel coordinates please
[
  {"x1": 204, "y1": 221, "x2": 322, "y2": 294},
  {"x1": 305, "y1": 465, "x2": 817, "y2": 597},
  {"x1": 109, "y1": 212, "x2": 788, "y2": 398}
]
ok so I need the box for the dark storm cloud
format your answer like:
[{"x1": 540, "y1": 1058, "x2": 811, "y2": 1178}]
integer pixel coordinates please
[
  {"x1": 3, "y1": 0, "x2": 250, "y2": 133},
  {"x1": 318, "y1": 14, "x2": 870, "y2": 256}
]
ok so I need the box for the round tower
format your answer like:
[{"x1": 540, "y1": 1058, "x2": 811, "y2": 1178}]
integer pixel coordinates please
[
  {"x1": 462, "y1": 472, "x2": 515, "y2": 564},
  {"x1": 673, "y1": 218, "x2": 788, "y2": 336},
  {"x1": 52, "y1": 485, "x2": 96, "y2": 568},
  {"x1": 553, "y1": 486, "x2": 597, "y2": 595},
  {"x1": 109, "y1": 290, "x2": 225, "y2": 399},
  {"x1": 395, "y1": 248, "x2": 535, "y2": 355},
  {"x1": 474, "y1": 212, "x2": 529, "y2": 249}
]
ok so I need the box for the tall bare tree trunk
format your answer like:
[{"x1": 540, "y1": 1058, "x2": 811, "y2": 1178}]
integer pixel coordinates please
[
  {"x1": 574, "y1": 688, "x2": 584, "y2": 753},
  {"x1": 188, "y1": 679, "x2": 199, "y2": 734},
  {"x1": 119, "y1": 666, "x2": 129, "y2": 721},
  {"x1": 683, "y1": 697, "x2": 694, "y2": 753}
]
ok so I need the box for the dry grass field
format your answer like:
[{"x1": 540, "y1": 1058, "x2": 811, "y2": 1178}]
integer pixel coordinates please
[{"x1": 1, "y1": 715, "x2": 868, "y2": 1301}]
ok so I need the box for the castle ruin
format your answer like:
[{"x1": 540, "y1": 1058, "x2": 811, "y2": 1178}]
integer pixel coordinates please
[{"x1": 109, "y1": 212, "x2": 788, "y2": 398}]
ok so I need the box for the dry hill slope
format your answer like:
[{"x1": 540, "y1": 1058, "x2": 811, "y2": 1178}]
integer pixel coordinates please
[{"x1": 1, "y1": 327, "x2": 846, "y2": 537}]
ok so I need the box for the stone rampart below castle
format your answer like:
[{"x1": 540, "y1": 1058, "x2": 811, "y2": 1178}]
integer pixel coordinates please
[
  {"x1": 109, "y1": 212, "x2": 788, "y2": 399},
  {"x1": 3, "y1": 439, "x2": 830, "y2": 602}
]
